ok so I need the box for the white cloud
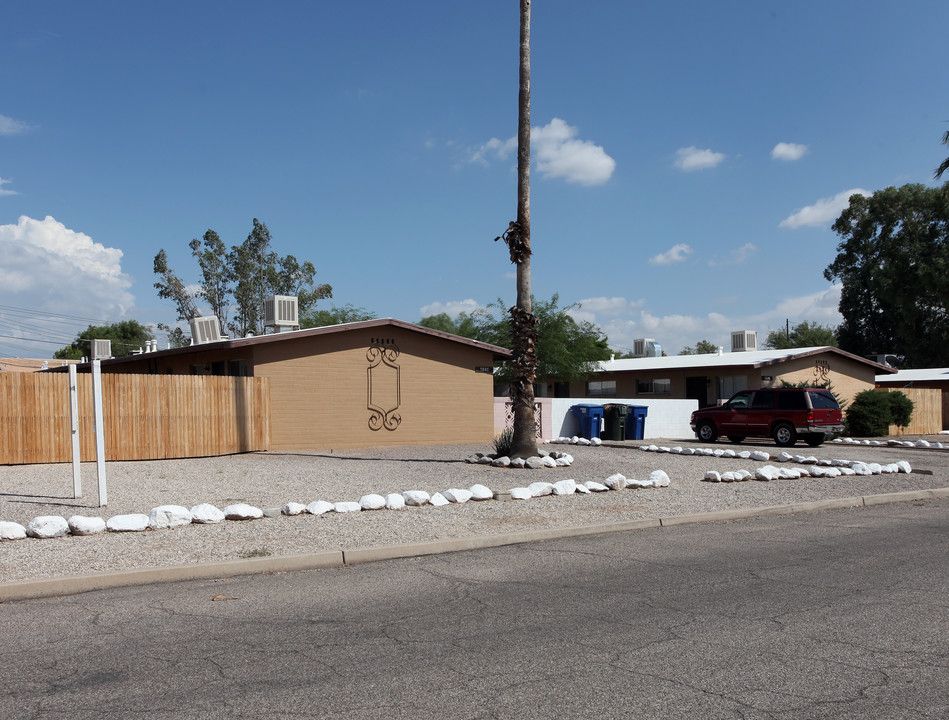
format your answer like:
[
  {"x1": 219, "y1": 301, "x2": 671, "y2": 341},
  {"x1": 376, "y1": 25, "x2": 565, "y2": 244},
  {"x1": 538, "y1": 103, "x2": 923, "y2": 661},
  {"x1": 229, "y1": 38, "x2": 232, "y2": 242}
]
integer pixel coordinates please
[
  {"x1": 470, "y1": 118, "x2": 615, "y2": 185},
  {"x1": 418, "y1": 298, "x2": 486, "y2": 318},
  {"x1": 674, "y1": 146, "x2": 725, "y2": 171},
  {"x1": 649, "y1": 243, "x2": 693, "y2": 266},
  {"x1": 0, "y1": 114, "x2": 30, "y2": 136},
  {"x1": 709, "y1": 242, "x2": 757, "y2": 266},
  {"x1": 560, "y1": 287, "x2": 842, "y2": 359},
  {"x1": 780, "y1": 188, "x2": 869, "y2": 229},
  {"x1": 0, "y1": 177, "x2": 17, "y2": 196},
  {"x1": 469, "y1": 136, "x2": 517, "y2": 166},
  {"x1": 0, "y1": 216, "x2": 134, "y2": 350},
  {"x1": 532, "y1": 118, "x2": 615, "y2": 185},
  {"x1": 771, "y1": 142, "x2": 808, "y2": 161}
]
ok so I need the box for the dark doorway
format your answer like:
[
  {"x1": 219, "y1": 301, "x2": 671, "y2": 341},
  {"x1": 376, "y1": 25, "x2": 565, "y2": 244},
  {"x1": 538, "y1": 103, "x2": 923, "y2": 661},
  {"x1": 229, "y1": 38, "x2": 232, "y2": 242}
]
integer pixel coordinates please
[{"x1": 686, "y1": 376, "x2": 709, "y2": 408}]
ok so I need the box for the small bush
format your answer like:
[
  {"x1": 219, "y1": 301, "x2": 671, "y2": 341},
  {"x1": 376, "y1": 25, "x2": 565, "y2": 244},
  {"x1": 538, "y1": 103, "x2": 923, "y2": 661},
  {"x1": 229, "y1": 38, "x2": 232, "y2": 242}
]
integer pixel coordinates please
[
  {"x1": 887, "y1": 391, "x2": 914, "y2": 429},
  {"x1": 846, "y1": 390, "x2": 907, "y2": 437},
  {"x1": 493, "y1": 427, "x2": 515, "y2": 457}
]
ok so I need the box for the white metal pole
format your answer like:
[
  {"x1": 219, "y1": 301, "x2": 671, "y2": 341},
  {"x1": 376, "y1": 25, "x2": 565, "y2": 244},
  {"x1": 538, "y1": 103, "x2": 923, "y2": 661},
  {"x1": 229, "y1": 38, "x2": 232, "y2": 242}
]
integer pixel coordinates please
[
  {"x1": 91, "y1": 359, "x2": 108, "y2": 506},
  {"x1": 68, "y1": 364, "x2": 82, "y2": 498}
]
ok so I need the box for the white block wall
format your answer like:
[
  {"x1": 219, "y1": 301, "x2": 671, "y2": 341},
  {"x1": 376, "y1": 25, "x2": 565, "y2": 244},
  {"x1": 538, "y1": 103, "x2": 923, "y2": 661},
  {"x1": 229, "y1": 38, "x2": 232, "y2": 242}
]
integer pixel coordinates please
[{"x1": 550, "y1": 398, "x2": 698, "y2": 441}]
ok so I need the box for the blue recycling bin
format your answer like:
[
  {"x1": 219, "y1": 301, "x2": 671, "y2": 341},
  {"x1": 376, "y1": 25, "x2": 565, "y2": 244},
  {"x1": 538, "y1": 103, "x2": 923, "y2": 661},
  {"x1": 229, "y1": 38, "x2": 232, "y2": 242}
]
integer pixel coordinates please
[
  {"x1": 570, "y1": 404, "x2": 604, "y2": 440},
  {"x1": 626, "y1": 405, "x2": 649, "y2": 440}
]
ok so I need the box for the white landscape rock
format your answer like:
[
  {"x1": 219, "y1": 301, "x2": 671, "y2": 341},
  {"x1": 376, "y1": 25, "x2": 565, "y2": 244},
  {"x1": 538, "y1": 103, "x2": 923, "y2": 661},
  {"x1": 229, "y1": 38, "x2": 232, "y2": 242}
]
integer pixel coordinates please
[
  {"x1": 492, "y1": 456, "x2": 511, "y2": 468},
  {"x1": 0, "y1": 521, "x2": 27, "y2": 541},
  {"x1": 575, "y1": 483, "x2": 591, "y2": 494},
  {"x1": 509, "y1": 457, "x2": 526, "y2": 469},
  {"x1": 27, "y1": 516, "x2": 70, "y2": 539},
  {"x1": 735, "y1": 469, "x2": 754, "y2": 481},
  {"x1": 896, "y1": 461, "x2": 912, "y2": 474},
  {"x1": 540, "y1": 456, "x2": 558, "y2": 468},
  {"x1": 528, "y1": 481, "x2": 554, "y2": 497},
  {"x1": 191, "y1": 503, "x2": 226, "y2": 524},
  {"x1": 469, "y1": 484, "x2": 494, "y2": 501},
  {"x1": 648, "y1": 470, "x2": 671, "y2": 487},
  {"x1": 755, "y1": 466, "x2": 780, "y2": 481},
  {"x1": 737, "y1": 451, "x2": 752, "y2": 459},
  {"x1": 305, "y1": 500, "x2": 335, "y2": 516},
  {"x1": 525, "y1": 456, "x2": 545, "y2": 469},
  {"x1": 552, "y1": 479, "x2": 577, "y2": 495},
  {"x1": 867, "y1": 463, "x2": 883, "y2": 475},
  {"x1": 107, "y1": 514, "x2": 150, "y2": 533},
  {"x1": 359, "y1": 494, "x2": 386, "y2": 511},
  {"x1": 704, "y1": 471, "x2": 722, "y2": 483},
  {"x1": 282, "y1": 502, "x2": 307, "y2": 516},
  {"x1": 721, "y1": 449, "x2": 736, "y2": 458},
  {"x1": 850, "y1": 463, "x2": 872, "y2": 476},
  {"x1": 67, "y1": 515, "x2": 106, "y2": 536},
  {"x1": 385, "y1": 493, "x2": 406, "y2": 510},
  {"x1": 429, "y1": 492, "x2": 450, "y2": 507},
  {"x1": 333, "y1": 502, "x2": 362, "y2": 513},
  {"x1": 583, "y1": 481, "x2": 609, "y2": 492},
  {"x1": 224, "y1": 503, "x2": 263, "y2": 520},
  {"x1": 750, "y1": 450, "x2": 771, "y2": 462},
  {"x1": 603, "y1": 473, "x2": 627, "y2": 491},
  {"x1": 149, "y1": 505, "x2": 193, "y2": 529},
  {"x1": 402, "y1": 490, "x2": 431, "y2": 507},
  {"x1": 721, "y1": 471, "x2": 740, "y2": 482},
  {"x1": 777, "y1": 452, "x2": 794, "y2": 463},
  {"x1": 444, "y1": 488, "x2": 473, "y2": 504},
  {"x1": 510, "y1": 487, "x2": 532, "y2": 500}
]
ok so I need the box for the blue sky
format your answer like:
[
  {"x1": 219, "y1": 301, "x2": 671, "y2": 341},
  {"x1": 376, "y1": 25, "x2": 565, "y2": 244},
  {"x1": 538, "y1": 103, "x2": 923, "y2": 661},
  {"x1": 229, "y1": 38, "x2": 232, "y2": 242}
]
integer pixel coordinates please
[{"x1": 1, "y1": 0, "x2": 946, "y2": 360}]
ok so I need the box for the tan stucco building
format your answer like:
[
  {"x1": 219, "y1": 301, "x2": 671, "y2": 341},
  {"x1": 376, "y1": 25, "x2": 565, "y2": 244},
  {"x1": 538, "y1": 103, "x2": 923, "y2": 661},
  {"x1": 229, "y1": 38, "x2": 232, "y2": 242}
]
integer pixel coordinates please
[
  {"x1": 80, "y1": 319, "x2": 509, "y2": 451},
  {"x1": 553, "y1": 346, "x2": 894, "y2": 408}
]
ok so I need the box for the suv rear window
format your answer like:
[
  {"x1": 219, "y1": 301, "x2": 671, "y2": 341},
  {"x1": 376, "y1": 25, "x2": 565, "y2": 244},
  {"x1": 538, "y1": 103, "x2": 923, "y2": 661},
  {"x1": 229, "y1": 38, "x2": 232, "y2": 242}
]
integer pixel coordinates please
[
  {"x1": 808, "y1": 390, "x2": 840, "y2": 410},
  {"x1": 750, "y1": 390, "x2": 774, "y2": 409},
  {"x1": 777, "y1": 392, "x2": 807, "y2": 410}
]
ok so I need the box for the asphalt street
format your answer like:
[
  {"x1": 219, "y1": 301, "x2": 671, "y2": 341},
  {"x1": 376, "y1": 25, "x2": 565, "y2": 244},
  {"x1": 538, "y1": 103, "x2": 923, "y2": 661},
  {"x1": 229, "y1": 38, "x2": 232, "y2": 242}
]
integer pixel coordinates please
[{"x1": 2, "y1": 498, "x2": 947, "y2": 719}]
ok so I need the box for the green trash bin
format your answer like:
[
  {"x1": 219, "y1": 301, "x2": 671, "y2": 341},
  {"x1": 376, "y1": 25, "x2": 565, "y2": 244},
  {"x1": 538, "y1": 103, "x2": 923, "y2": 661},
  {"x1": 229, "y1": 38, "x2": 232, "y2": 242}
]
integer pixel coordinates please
[{"x1": 602, "y1": 404, "x2": 628, "y2": 441}]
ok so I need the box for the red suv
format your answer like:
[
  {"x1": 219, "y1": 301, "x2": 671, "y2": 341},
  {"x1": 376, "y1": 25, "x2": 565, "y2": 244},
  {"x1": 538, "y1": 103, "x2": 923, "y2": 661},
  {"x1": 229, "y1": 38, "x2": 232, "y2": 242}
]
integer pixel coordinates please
[{"x1": 689, "y1": 388, "x2": 844, "y2": 447}]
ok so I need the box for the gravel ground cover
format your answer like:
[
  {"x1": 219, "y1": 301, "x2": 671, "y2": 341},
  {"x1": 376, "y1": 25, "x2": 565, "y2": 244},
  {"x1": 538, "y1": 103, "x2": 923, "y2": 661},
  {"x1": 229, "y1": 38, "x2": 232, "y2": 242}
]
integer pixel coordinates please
[{"x1": 2, "y1": 438, "x2": 947, "y2": 583}]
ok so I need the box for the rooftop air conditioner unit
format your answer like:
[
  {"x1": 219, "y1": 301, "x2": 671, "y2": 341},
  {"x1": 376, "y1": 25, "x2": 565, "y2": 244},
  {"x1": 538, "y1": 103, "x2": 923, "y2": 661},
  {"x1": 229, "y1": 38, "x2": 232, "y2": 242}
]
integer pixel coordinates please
[
  {"x1": 632, "y1": 338, "x2": 661, "y2": 358},
  {"x1": 91, "y1": 339, "x2": 112, "y2": 361},
  {"x1": 190, "y1": 316, "x2": 223, "y2": 345},
  {"x1": 264, "y1": 295, "x2": 299, "y2": 331},
  {"x1": 731, "y1": 330, "x2": 757, "y2": 352}
]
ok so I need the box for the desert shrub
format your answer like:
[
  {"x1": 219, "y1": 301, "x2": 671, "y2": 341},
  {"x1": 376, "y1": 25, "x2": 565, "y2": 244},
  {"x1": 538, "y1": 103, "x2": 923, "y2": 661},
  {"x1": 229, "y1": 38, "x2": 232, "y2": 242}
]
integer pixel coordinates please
[
  {"x1": 886, "y1": 391, "x2": 914, "y2": 430},
  {"x1": 845, "y1": 390, "x2": 894, "y2": 436},
  {"x1": 493, "y1": 427, "x2": 515, "y2": 457}
]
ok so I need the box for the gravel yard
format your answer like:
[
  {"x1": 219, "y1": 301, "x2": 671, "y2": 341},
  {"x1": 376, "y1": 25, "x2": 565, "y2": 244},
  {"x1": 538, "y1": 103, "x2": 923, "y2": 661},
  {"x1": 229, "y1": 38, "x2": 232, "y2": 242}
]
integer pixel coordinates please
[{"x1": 2, "y1": 438, "x2": 947, "y2": 584}]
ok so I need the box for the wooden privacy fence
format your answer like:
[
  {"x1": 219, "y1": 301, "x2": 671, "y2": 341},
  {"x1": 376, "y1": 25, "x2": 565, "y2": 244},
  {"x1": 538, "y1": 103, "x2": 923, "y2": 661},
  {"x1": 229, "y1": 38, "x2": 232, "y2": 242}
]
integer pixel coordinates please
[
  {"x1": 878, "y1": 387, "x2": 944, "y2": 435},
  {"x1": 1, "y1": 373, "x2": 270, "y2": 465}
]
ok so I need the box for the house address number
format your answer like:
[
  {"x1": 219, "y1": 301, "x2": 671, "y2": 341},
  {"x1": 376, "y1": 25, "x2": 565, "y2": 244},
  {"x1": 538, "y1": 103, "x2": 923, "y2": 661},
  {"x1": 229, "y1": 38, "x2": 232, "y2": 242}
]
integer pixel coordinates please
[{"x1": 475, "y1": 366, "x2": 494, "y2": 374}]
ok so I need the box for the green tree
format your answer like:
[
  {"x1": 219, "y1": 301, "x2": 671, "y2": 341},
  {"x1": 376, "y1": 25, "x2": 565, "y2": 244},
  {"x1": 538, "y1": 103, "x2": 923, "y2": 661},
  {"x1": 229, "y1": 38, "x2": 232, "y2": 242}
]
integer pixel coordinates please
[
  {"x1": 189, "y1": 230, "x2": 230, "y2": 332},
  {"x1": 418, "y1": 311, "x2": 484, "y2": 339},
  {"x1": 824, "y1": 183, "x2": 949, "y2": 367},
  {"x1": 300, "y1": 304, "x2": 377, "y2": 328},
  {"x1": 936, "y1": 128, "x2": 949, "y2": 180},
  {"x1": 154, "y1": 218, "x2": 333, "y2": 340},
  {"x1": 420, "y1": 295, "x2": 611, "y2": 384},
  {"x1": 679, "y1": 339, "x2": 718, "y2": 355},
  {"x1": 54, "y1": 320, "x2": 153, "y2": 360},
  {"x1": 763, "y1": 321, "x2": 838, "y2": 350}
]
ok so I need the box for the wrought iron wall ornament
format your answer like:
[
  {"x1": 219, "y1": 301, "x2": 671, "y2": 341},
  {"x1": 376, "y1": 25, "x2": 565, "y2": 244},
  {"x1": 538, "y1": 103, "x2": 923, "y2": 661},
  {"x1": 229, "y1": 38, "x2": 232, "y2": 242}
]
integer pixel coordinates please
[
  {"x1": 494, "y1": 220, "x2": 531, "y2": 264},
  {"x1": 367, "y1": 341, "x2": 402, "y2": 431}
]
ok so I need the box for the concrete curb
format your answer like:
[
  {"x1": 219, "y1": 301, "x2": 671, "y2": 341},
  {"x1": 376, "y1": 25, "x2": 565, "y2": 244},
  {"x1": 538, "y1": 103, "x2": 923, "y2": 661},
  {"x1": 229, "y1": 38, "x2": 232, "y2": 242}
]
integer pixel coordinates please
[{"x1": 3, "y1": 488, "x2": 949, "y2": 603}]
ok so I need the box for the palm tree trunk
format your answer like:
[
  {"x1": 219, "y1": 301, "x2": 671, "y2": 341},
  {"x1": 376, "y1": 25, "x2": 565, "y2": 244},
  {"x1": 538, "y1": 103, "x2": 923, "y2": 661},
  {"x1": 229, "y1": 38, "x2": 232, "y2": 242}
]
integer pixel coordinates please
[{"x1": 509, "y1": 0, "x2": 539, "y2": 459}]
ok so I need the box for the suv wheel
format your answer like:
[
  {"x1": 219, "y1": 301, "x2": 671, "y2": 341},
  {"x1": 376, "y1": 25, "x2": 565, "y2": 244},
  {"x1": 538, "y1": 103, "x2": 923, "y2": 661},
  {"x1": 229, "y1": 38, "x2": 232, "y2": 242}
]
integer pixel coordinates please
[
  {"x1": 804, "y1": 433, "x2": 825, "y2": 447},
  {"x1": 772, "y1": 422, "x2": 796, "y2": 447},
  {"x1": 696, "y1": 421, "x2": 718, "y2": 442}
]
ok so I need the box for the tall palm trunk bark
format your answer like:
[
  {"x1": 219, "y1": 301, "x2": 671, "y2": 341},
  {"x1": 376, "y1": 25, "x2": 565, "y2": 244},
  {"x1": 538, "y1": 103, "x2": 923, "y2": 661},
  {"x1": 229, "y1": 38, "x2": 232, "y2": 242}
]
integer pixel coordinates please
[{"x1": 509, "y1": 0, "x2": 538, "y2": 459}]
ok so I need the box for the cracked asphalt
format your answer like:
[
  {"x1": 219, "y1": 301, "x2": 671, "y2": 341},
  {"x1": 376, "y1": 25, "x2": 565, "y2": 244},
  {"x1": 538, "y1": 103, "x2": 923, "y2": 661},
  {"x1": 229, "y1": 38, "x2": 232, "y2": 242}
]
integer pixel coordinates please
[{"x1": 1, "y1": 497, "x2": 947, "y2": 719}]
